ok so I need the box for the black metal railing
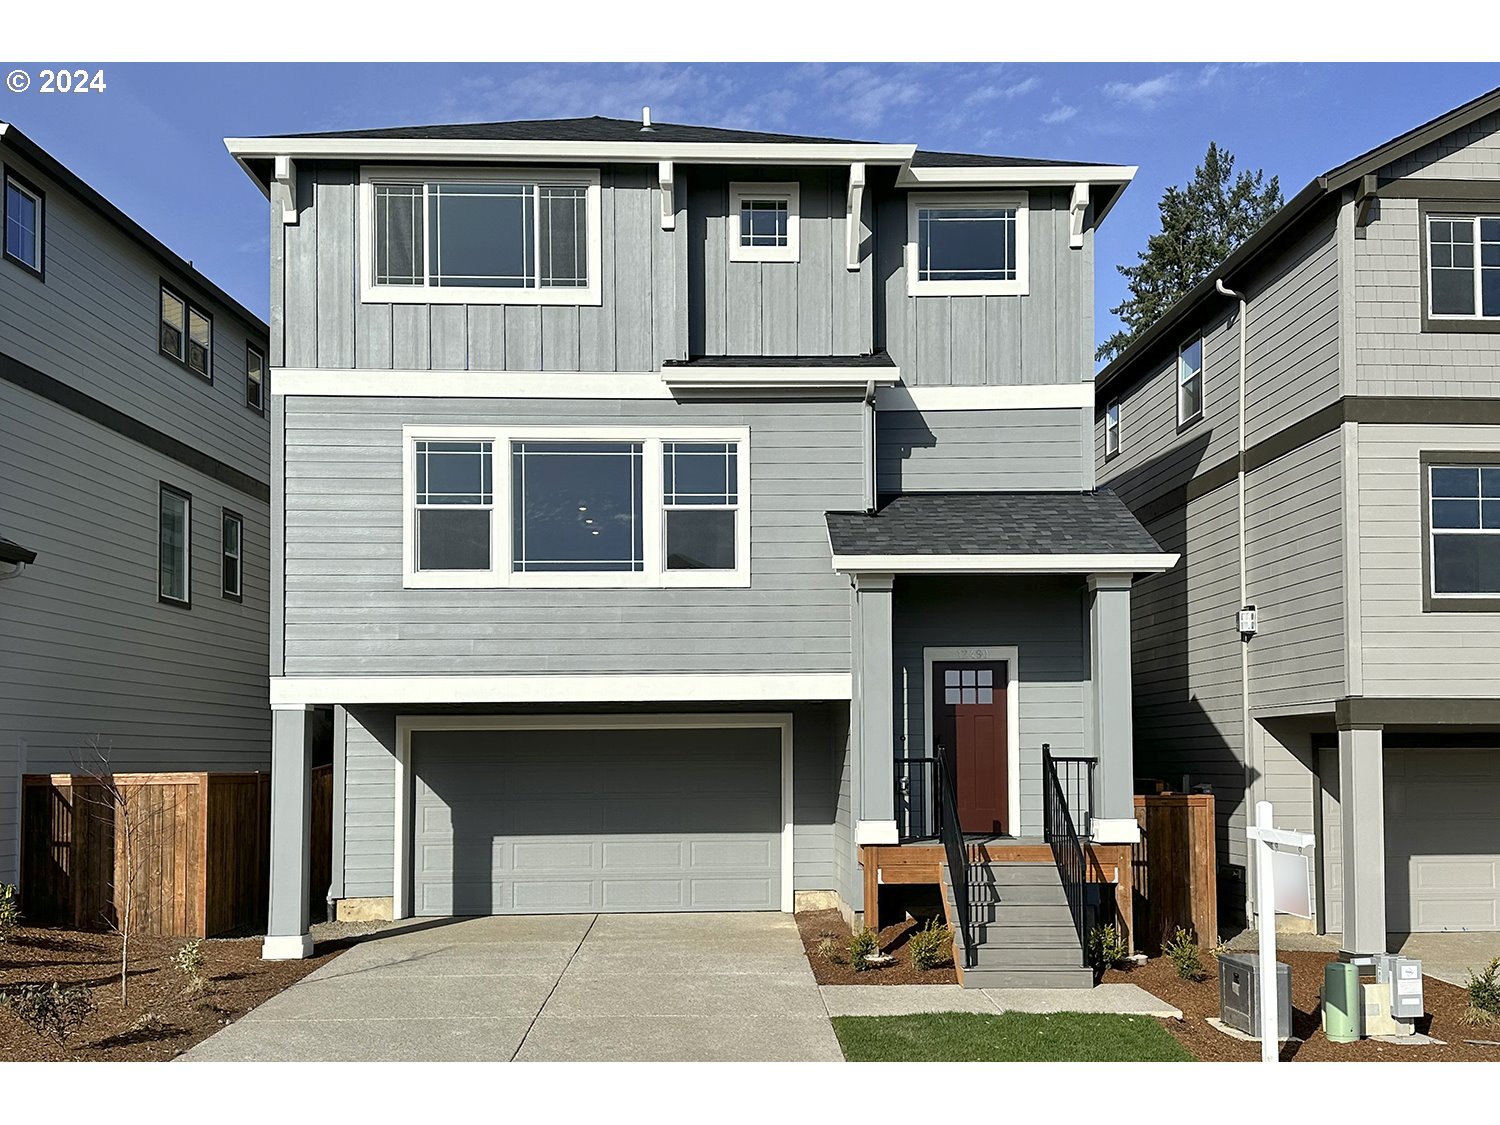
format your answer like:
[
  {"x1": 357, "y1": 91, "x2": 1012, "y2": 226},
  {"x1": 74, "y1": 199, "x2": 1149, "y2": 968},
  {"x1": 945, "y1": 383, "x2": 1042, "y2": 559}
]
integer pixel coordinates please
[
  {"x1": 1043, "y1": 743, "x2": 1093, "y2": 958},
  {"x1": 934, "y1": 749, "x2": 977, "y2": 969},
  {"x1": 894, "y1": 756, "x2": 938, "y2": 842}
]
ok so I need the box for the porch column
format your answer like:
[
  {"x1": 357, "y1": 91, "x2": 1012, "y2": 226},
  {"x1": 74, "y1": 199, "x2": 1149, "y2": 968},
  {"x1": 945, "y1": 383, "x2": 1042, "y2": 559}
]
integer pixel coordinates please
[
  {"x1": 1088, "y1": 574, "x2": 1139, "y2": 843},
  {"x1": 263, "y1": 705, "x2": 315, "y2": 960},
  {"x1": 853, "y1": 573, "x2": 897, "y2": 843},
  {"x1": 1338, "y1": 724, "x2": 1388, "y2": 956}
]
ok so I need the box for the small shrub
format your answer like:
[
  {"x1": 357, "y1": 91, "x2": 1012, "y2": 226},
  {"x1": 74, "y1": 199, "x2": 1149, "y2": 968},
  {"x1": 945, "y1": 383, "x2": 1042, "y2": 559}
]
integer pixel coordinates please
[
  {"x1": 0, "y1": 883, "x2": 19, "y2": 943},
  {"x1": 908, "y1": 918, "x2": 954, "y2": 972},
  {"x1": 1088, "y1": 923, "x2": 1128, "y2": 970},
  {"x1": 815, "y1": 935, "x2": 843, "y2": 963},
  {"x1": 848, "y1": 928, "x2": 879, "y2": 972},
  {"x1": 1462, "y1": 956, "x2": 1500, "y2": 1026},
  {"x1": 0, "y1": 982, "x2": 96, "y2": 1044},
  {"x1": 173, "y1": 939, "x2": 207, "y2": 996},
  {"x1": 1164, "y1": 926, "x2": 1205, "y2": 982}
]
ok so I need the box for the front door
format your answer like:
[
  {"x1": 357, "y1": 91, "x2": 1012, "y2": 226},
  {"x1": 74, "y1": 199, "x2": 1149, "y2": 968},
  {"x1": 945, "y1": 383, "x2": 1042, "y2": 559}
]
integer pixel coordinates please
[{"x1": 932, "y1": 661, "x2": 1009, "y2": 835}]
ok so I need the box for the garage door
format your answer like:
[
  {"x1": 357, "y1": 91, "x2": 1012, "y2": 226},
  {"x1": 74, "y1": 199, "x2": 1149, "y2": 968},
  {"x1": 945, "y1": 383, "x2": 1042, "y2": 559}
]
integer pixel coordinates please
[
  {"x1": 1385, "y1": 748, "x2": 1500, "y2": 933},
  {"x1": 410, "y1": 726, "x2": 782, "y2": 916}
]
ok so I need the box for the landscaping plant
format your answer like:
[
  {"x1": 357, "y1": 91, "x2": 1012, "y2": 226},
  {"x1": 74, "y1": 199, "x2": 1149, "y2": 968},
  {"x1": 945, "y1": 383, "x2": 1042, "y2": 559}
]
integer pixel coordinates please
[
  {"x1": 1462, "y1": 956, "x2": 1500, "y2": 1026},
  {"x1": 1088, "y1": 923, "x2": 1128, "y2": 971},
  {"x1": 848, "y1": 928, "x2": 879, "y2": 972},
  {"x1": 173, "y1": 939, "x2": 207, "y2": 996},
  {"x1": 1164, "y1": 926, "x2": 1206, "y2": 982},
  {"x1": 0, "y1": 882, "x2": 19, "y2": 943},
  {"x1": 0, "y1": 982, "x2": 96, "y2": 1044},
  {"x1": 815, "y1": 935, "x2": 843, "y2": 964},
  {"x1": 907, "y1": 917, "x2": 954, "y2": 972}
]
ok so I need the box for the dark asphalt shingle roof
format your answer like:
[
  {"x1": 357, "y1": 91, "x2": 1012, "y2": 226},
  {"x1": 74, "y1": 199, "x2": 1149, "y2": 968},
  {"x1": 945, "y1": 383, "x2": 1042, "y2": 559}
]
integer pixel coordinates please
[
  {"x1": 910, "y1": 149, "x2": 1094, "y2": 169},
  {"x1": 275, "y1": 116, "x2": 871, "y2": 145},
  {"x1": 663, "y1": 352, "x2": 894, "y2": 368},
  {"x1": 825, "y1": 491, "x2": 1164, "y2": 557}
]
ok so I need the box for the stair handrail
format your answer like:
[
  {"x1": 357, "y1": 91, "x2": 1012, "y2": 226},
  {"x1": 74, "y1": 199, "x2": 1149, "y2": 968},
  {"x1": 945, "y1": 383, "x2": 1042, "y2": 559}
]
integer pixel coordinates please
[
  {"x1": 1042, "y1": 743, "x2": 1090, "y2": 964},
  {"x1": 933, "y1": 746, "x2": 977, "y2": 969}
]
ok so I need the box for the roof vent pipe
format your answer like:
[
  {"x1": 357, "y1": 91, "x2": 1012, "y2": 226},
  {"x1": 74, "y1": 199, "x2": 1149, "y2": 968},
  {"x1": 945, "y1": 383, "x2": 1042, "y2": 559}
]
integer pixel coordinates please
[{"x1": 640, "y1": 106, "x2": 654, "y2": 132}]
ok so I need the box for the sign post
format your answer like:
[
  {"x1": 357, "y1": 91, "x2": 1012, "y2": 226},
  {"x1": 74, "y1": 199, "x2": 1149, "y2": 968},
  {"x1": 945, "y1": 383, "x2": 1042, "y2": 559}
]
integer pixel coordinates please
[{"x1": 1245, "y1": 800, "x2": 1315, "y2": 1063}]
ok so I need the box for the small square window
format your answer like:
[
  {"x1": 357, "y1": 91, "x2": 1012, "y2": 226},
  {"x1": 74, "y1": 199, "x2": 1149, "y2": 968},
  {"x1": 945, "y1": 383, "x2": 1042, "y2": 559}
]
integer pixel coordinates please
[
  {"x1": 728, "y1": 182, "x2": 799, "y2": 262},
  {"x1": 3, "y1": 172, "x2": 43, "y2": 278}
]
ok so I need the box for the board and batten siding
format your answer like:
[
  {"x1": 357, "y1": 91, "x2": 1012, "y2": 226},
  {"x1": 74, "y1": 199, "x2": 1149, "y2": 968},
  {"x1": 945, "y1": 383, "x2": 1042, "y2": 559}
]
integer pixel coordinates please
[
  {"x1": 891, "y1": 575, "x2": 1092, "y2": 840},
  {"x1": 339, "y1": 704, "x2": 845, "y2": 903},
  {"x1": 281, "y1": 396, "x2": 863, "y2": 676},
  {"x1": 687, "y1": 167, "x2": 871, "y2": 357},
  {"x1": 279, "y1": 164, "x2": 687, "y2": 373},
  {"x1": 877, "y1": 188, "x2": 1092, "y2": 387},
  {"x1": 878, "y1": 407, "x2": 1090, "y2": 495}
]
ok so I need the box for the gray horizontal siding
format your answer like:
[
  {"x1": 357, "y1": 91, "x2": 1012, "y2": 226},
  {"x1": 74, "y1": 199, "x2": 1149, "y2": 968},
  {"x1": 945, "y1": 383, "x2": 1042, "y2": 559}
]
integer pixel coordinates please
[
  {"x1": 877, "y1": 407, "x2": 1088, "y2": 494},
  {"x1": 282, "y1": 396, "x2": 863, "y2": 676}
]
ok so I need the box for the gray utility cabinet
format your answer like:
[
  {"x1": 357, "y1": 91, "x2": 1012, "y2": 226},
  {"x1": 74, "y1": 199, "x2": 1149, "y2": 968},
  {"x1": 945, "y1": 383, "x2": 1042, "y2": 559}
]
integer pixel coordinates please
[{"x1": 1218, "y1": 953, "x2": 1292, "y2": 1038}]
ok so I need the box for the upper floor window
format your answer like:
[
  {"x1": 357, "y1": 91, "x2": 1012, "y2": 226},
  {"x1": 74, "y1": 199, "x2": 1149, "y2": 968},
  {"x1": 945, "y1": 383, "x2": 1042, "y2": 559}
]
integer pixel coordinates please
[
  {"x1": 1428, "y1": 214, "x2": 1500, "y2": 319},
  {"x1": 1428, "y1": 463, "x2": 1500, "y2": 600},
  {"x1": 728, "y1": 182, "x2": 800, "y2": 263},
  {"x1": 221, "y1": 509, "x2": 243, "y2": 601},
  {"x1": 361, "y1": 168, "x2": 602, "y2": 306},
  {"x1": 246, "y1": 344, "x2": 266, "y2": 413},
  {"x1": 907, "y1": 192, "x2": 1028, "y2": 297},
  {"x1": 1105, "y1": 400, "x2": 1121, "y2": 458},
  {"x1": 3, "y1": 171, "x2": 43, "y2": 277},
  {"x1": 404, "y1": 426, "x2": 749, "y2": 589},
  {"x1": 160, "y1": 284, "x2": 212, "y2": 381},
  {"x1": 158, "y1": 484, "x2": 191, "y2": 607},
  {"x1": 1177, "y1": 337, "x2": 1204, "y2": 427}
]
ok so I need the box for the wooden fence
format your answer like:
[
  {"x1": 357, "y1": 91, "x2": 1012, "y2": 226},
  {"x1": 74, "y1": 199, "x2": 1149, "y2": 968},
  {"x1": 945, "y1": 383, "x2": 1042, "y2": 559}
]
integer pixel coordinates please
[
  {"x1": 21, "y1": 772, "x2": 269, "y2": 938},
  {"x1": 1131, "y1": 792, "x2": 1218, "y2": 954}
]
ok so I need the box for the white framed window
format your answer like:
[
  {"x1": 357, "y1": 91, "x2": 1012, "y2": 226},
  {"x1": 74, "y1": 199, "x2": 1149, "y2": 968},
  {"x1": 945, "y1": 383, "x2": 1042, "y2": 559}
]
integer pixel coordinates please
[
  {"x1": 1428, "y1": 464, "x2": 1500, "y2": 598},
  {"x1": 360, "y1": 167, "x2": 602, "y2": 306},
  {"x1": 158, "y1": 483, "x2": 191, "y2": 607},
  {"x1": 3, "y1": 170, "x2": 43, "y2": 277},
  {"x1": 906, "y1": 191, "x2": 1028, "y2": 297},
  {"x1": 1427, "y1": 214, "x2": 1500, "y2": 319},
  {"x1": 1105, "y1": 400, "x2": 1121, "y2": 457},
  {"x1": 1177, "y1": 337, "x2": 1204, "y2": 426},
  {"x1": 402, "y1": 425, "x2": 750, "y2": 589},
  {"x1": 728, "y1": 182, "x2": 800, "y2": 262},
  {"x1": 221, "y1": 509, "x2": 243, "y2": 601}
]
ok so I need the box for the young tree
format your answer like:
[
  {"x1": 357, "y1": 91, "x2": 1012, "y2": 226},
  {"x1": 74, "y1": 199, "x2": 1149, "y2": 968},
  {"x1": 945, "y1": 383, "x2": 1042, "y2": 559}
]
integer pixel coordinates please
[{"x1": 1097, "y1": 142, "x2": 1283, "y2": 364}]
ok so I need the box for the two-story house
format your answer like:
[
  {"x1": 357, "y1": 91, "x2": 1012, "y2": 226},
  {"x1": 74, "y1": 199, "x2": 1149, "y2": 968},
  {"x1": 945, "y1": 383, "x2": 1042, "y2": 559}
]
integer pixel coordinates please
[
  {"x1": 1, "y1": 122, "x2": 273, "y2": 885},
  {"x1": 1095, "y1": 87, "x2": 1500, "y2": 957},
  {"x1": 227, "y1": 113, "x2": 1172, "y2": 984}
]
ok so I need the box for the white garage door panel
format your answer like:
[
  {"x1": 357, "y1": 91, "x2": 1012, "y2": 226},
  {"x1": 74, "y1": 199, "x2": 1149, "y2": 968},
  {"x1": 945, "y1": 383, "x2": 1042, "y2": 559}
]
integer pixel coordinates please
[{"x1": 411, "y1": 726, "x2": 782, "y2": 916}]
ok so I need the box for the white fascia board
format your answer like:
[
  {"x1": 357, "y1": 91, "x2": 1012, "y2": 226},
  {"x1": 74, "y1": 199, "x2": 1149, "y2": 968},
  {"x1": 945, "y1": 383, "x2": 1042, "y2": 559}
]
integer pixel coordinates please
[
  {"x1": 270, "y1": 673, "x2": 854, "y2": 706},
  {"x1": 830, "y1": 553, "x2": 1180, "y2": 575},
  {"x1": 874, "y1": 383, "x2": 1093, "y2": 411},
  {"x1": 273, "y1": 368, "x2": 675, "y2": 399},
  {"x1": 896, "y1": 164, "x2": 1138, "y2": 188},
  {"x1": 660, "y1": 366, "x2": 901, "y2": 392},
  {"x1": 225, "y1": 137, "x2": 916, "y2": 166}
]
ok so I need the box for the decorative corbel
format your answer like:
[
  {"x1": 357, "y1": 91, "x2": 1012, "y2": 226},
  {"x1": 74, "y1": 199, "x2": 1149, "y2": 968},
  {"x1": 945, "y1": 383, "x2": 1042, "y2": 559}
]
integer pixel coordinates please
[
  {"x1": 846, "y1": 162, "x2": 866, "y2": 270},
  {"x1": 1354, "y1": 173, "x2": 1379, "y2": 232},
  {"x1": 1069, "y1": 181, "x2": 1089, "y2": 249},
  {"x1": 659, "y1": 160, "x2": 675, "y2": 230},
  {"x1": 274, "y1": 155, "x2": 298, "y2": 225}
]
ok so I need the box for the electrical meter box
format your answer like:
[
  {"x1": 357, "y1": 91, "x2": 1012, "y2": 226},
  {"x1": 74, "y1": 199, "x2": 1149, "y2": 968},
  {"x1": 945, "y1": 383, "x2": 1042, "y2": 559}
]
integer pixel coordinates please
[
  {"x1": 1377, "y1": 955, "x2": 1424, "y2": 1021},
  {"x1": 1218, "y1": 952, "x2": 1291, "y2": 1038}
]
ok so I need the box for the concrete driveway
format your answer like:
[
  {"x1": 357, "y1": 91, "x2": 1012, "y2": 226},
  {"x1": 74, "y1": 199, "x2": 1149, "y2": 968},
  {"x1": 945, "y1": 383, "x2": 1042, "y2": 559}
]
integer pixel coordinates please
[{"x1": 181, "y1": 913, "x2": 842, "y2": 1062}]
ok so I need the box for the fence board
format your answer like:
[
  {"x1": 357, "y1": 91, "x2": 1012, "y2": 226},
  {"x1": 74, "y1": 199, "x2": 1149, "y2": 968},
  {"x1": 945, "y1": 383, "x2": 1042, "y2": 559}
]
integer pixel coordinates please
[
  {"x1": 1131, "y1": 793, "x2": 1218, "y2": 954},
  {"x1": 311, "y1": 764, "x2": 333, "y2": 916}
]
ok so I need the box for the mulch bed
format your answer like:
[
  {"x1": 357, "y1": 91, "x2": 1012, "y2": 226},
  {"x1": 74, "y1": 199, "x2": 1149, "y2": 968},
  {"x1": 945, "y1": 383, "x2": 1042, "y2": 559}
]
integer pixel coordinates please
[
  {"x1": 0, "y1": 926, "x2": 343, "y2": 1061},
  {"x1": 796, "y1": 909, "x2": 958, "y2": 986},
  {"x1": 1105, "y1": 950, "x2": 1500, "y2": 1061}
]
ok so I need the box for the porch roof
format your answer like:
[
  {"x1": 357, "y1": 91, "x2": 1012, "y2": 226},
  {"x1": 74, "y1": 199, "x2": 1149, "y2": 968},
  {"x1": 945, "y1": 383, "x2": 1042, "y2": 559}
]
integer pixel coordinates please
[{"x1": 825, "y1": 491, "x2": 1178, "y2": 575}]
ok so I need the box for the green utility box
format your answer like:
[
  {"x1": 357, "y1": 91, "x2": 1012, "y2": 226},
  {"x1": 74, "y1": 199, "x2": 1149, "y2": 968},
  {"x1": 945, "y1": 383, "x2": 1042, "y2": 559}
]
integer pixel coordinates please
[{"x1": 1323, "y1": 961, "x2": 1362, "y2": 1043}]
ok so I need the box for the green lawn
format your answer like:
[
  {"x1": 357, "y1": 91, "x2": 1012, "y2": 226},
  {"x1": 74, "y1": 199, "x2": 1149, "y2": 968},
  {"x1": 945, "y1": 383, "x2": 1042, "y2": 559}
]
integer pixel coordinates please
[{"x1": 831, "y1": 1011, "x2": 1193, "y2": 1062}]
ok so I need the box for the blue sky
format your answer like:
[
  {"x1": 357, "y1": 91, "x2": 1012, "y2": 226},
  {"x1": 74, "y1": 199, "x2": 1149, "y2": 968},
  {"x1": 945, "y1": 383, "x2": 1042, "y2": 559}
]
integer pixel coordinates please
[{"x1": 3, "y1": 62, "x2": 1497, "y2": 356}]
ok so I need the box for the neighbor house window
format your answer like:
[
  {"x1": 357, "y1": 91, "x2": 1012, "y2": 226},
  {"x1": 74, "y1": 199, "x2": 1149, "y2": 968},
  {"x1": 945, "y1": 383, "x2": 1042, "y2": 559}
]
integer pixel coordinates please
[
  {"x1": 245, "y1": 344, "x2": 265, "y2": 413},
  {"x1": 364, "y1": 169, "x2": 601, "y2": 304},
  {"x1": 512, "y1": 441, "x2": 644, "y2": 573},
  {"x1": 221, "y1": 510, "x2": 243, "y2": 600},
  {"x1": 907, "y1": 192, "x2": 1028, "y2": 296},
  {"x1": 1105, "y1": 400, "x2": 1121, "y2": 457},
  {"x1": 413, "y1": 440, "x2": 494, "y2": 572},
  {"x1": 728, "y1": 182, "x2": 800, "y2": 262},
  {"x1": 158, "y1": 484, "x2": 191, "y2": 606},
  {"x1": 1427, "y1": 215, "x2": 1500, "y2": 319},
  {"x1": 3, "y1": 171, "x2": 43, "y2": 276},
  {"x1": 1178, "y1": 337, "x2": 1204, "y2": 426},
  {"x1": 1428, "y1": 464, "x2": 1500, "y2": 597},
  {"x1": 663, "y1": 442, "x2": 739, "y2": 570},
  {"x1": 160, "y1": 284, "x2": 212, "y2": 380}
]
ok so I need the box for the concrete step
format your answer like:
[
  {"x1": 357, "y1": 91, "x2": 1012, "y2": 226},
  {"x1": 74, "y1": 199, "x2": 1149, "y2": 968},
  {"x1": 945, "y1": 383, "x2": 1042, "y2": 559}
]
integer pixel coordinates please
[{"x1": 959, "y1": 964, "x2": 1096, "y2": 990}]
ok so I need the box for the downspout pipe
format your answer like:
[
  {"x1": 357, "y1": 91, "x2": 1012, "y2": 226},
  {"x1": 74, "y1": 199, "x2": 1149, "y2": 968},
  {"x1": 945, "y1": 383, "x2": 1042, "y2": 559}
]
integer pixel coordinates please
[
  {"x1": 863, "y1": 379, "x2": 878, "y2": 513},
  {"x1": 1216, "y1": 276, "x2": 1252, "y2": 926}
]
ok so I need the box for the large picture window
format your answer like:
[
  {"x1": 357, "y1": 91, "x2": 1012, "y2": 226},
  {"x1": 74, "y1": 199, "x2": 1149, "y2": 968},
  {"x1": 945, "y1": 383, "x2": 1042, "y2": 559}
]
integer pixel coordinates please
[
  {"x1": 907, "y1": 192, "x2": 1028, "y2": 296},
  {"x1": 1427, "y1": 214, "x2": 1500, "y2": 319},
  {"x1": 363, "y1": 168, "x2": 601, "y2": 305},
  {"x1": 512, "y1": 441, "x2": 644, "y2": 573},
  {"x1": 1428, "y1": 464, "x2": 1500, "y2": 598}
]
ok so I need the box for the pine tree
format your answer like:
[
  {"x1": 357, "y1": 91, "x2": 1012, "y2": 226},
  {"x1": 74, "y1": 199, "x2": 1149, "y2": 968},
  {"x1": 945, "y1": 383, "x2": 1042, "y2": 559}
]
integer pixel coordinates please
[{"x1": 1097, "y1": 142, "x2": 1283, "y2": 363}]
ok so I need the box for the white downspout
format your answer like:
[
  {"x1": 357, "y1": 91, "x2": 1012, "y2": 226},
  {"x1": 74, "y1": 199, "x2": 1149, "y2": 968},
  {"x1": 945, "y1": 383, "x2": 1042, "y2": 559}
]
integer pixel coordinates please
[{"x1": 1217, "y1": 276, "x2": 1252, "y2": 927}]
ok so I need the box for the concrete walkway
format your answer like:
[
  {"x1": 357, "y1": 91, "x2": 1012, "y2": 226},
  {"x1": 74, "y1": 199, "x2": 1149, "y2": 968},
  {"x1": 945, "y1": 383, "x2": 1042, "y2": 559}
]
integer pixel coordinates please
[
  {"x1": 820, "y1": 982, "x2": 1181, "y2": 1019},
  {"x1": 181, "y1": 913, "x2": 842, "y2": 1062}
]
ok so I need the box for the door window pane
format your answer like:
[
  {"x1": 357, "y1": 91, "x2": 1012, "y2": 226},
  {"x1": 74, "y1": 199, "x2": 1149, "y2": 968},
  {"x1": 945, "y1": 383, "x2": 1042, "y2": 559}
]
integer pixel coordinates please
[
  {"x1": 917, "y1": 206, "x2": 1016, "y2": 282},
  {"x1": 512, "y1": 441, "x2": 643, "y2": 572}
]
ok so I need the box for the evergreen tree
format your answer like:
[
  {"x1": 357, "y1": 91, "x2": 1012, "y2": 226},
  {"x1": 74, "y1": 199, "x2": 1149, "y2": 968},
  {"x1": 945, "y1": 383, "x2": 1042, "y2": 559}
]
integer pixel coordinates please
[{"x1": 1097, "y1": 142, "x2": 1283, "y2": 363}]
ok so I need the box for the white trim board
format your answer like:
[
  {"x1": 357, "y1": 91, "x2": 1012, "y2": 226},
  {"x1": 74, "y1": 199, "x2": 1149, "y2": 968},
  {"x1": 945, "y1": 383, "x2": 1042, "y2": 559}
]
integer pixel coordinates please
[
  {"x1": 268, "y1": 673, "x2": 854, "y2": 706},
  {"x1": 392, "y1": 712, "x2": 796, "y2": 920},
  {"x1": 897, "y1": 164, "x2": 1137, "y2": 188},
  {"x1": 272, "y1": 368, "x2": 675, "y2": 399},
  {"x1": 922, "y1": 646, "x2": 1022, "y2": 838},
  {"x1": 874, "y1": 384, "x2": 1092, "y2": 412},
  {"x1": 832, "y1": 553, "x2": 1180, "y2": 575}
]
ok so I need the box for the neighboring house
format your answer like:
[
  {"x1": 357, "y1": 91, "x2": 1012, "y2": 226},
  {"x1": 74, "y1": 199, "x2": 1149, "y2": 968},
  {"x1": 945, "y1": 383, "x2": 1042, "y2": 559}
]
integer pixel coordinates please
[
  {"x1": 0, "y1": 122, "x2": 273, "y2": 886},
  {"x1": 1095, "y1": 88, "x2": 1500, "y2": 955},
  {"x1": 227, "y1": 113, "x2": 1172, "y2": 983}
]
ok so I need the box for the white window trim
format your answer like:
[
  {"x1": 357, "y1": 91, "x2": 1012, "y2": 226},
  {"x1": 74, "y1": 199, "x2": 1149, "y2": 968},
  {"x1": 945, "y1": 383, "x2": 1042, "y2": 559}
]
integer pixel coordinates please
[
  {"x1": 401, "y1": 424, "x2": 751, "y2": 589},
  {"x1": 728, "y1": 181, "x2": 800, "y2": 263},
  {"x1": 1428, "y1": 464, "x2": 1500, "y2": 599},
  {"x1": 920, "y1": 646, "x2": 1021, "y2": 838},
  {"x1": 4, "y1": 173, "x2": 43, "y2": 274},
  {"x1": 1177, "y1": 337, "x2": 1204, "y2": 427},
  {"x1": 906, "y1": 191, "x2": 1029, "y2": 297},
  {"x1": 392, "y1": 712, "x2": 795, "y2": 921},
  {"x1": 1427, "y1": 213, "x2": 1500, "y2": 321},
  {"x1": 1105, "y1": 399, "x2": 1121, "y2": 457},
  {"x1": 358, "y1": 166, "x2": 603, "y2": 307}
]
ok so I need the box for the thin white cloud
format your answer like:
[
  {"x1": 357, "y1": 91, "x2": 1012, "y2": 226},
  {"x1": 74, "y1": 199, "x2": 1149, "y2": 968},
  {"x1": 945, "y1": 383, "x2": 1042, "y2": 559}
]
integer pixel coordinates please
[
  {"x1": 1041, "y1": 104, "x2": 1079, "y2": 125},
  {"x1": 1102, "y1": 72, "x2": 1179, "y2": 108},
  {"x1": 965, "y1": 76, "x2": 1040, "y2": 104}
]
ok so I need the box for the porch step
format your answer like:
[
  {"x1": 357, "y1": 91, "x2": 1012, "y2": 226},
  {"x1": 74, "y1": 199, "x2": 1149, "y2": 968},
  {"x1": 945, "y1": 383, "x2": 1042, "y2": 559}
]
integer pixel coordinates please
[
  {"x1": 970, "y1": 923, "x2": 1082, "y2": 948},
  {"x1": 972, "y1": 862, "x2": 1066, "y2": 886},
  {"x1": 941, "y1": 858, "x2": 1091, "y2": 989},
  {"x1": 957, "y1": 965, "x2": 1096, "y2": 990}
]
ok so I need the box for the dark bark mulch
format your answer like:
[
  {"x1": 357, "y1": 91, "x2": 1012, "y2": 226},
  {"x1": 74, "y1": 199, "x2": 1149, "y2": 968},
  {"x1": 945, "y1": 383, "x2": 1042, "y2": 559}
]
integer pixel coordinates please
[
  {"x1": 1104, "y1": 950, "x2": 1500, "y2": 1061},
  {"x1": 796, "y1": 909, "x2": 958, "y2": 986},
  {"x1": 0, "y1": 926, "x2": 344, "y2": 1061}
]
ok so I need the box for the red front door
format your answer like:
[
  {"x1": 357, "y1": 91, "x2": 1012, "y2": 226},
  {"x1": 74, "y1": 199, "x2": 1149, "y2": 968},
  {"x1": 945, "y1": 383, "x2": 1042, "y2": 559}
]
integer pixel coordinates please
[{"x1": 933, "y1": 661, "x2": 1009, "y2": 835}]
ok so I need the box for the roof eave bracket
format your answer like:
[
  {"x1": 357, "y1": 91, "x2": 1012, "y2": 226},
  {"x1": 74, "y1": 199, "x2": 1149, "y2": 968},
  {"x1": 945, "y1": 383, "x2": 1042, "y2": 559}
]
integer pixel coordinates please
[
  {"x1": 274, "y1": 156, "x2": 299, "y2": 226},
  {"x1": 1354, "y1": 172, "x2": 1379, "y2": 230},
  {"x1": 1069, "y1": 181, "x2": 1089, "y2": 249},
  {"x1": 846, "y1": 162, "x2": 866, "y2": 270},
  {"x1": 658, "y1": 160, "x2": 675, "y2": 231}
]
